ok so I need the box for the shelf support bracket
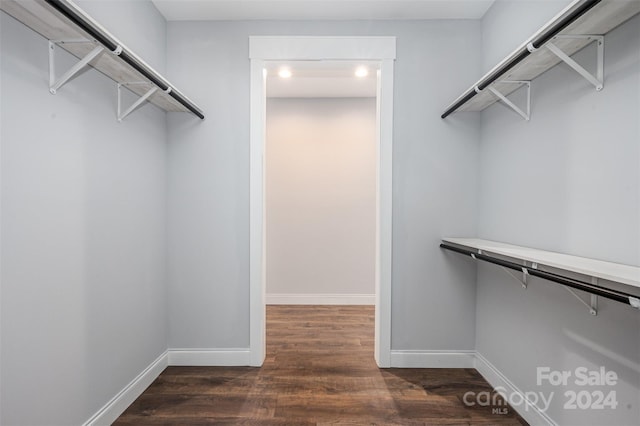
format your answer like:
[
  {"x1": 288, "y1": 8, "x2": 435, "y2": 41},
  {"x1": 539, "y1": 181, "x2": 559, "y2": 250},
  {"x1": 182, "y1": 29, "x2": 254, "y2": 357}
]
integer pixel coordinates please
[
  {"x1": 117, "y1": 83, "x2": 159, "y2": 122},
  {"x1": 564, "y1": 288, "x2": 598, "y2": 316},
  {"x1": 500, "y1": 261, "x2": 536, "y2": 289},
  {"x1": 502, "y1": 267, "x2": 528, "y2": 288},
  {"x1": 563, "y1": 276, "x2": 598, "y2": 315},
  {"x1": 471, "y1": 249, "x2": 532, "y2": 289},
  {"x1": 49, "y1": 41, "x2": 104, "y2": 95},
  {"x1": 546, "y1": 35, "x2": 604, "y2": 91},
  {"x1": 487, "y1": 81, "x2": 531, "y2": 121}
]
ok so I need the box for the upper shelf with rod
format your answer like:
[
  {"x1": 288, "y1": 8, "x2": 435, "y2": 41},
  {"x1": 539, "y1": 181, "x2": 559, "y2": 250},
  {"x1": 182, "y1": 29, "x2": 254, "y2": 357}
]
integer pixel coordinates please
[
  {"x1": 441, "y1": 0, "x2": 640, "y2": 120},
  {"x1": 440, "y1": 238, "x2": 640, "y2": 315},
  {"x1": 1, "y1": 0, "x2": 205, "y2": 121}
]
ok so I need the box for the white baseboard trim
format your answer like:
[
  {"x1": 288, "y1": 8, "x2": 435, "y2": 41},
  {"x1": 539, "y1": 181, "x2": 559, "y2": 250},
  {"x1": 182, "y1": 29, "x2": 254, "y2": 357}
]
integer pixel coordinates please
[
  {"x1": 83, "y1": 350, "x2": 168, "y2": 426},
  {"x1": 80, "y1": 348, "x2": 554, "y2": 426},
  {"x1": 475, "y1": 352, "x2": 556, "y2": 426},
  {"x1": 266, "y1": 293, "x2": 375, "y2": 305},
  {"x1": 168, "y1": 348, "x2": 252, "y2": 366},
  {"x1": 390, "y1": 350, "x2": 476, "y2": 368}
]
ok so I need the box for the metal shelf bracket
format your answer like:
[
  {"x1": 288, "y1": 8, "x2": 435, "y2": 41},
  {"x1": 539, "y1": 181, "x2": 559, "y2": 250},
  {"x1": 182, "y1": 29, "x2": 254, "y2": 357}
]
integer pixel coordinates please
[
  {"x1": 501, "y1": 261, "x2": 536, "y2": 289},
  {"x1": 486, "y1": 252, "x2": 600, "y2": 315},
  {"x1": 471, "y1": 249, "x2": 533, "y2": 289},
  {"x1": 487, "y1": 81, "x2": 531, "y2": 121},
  {"x1": 546, "y1": 35, "x2": 604, "y2": 91},
  {"x1": 472, "y1": 251, "x2": 603, "y2": 314},
  {"x1": 49, "y1": 40, "x2": 104, "y2": 95},
  {"x1": 564, "y1": 276, "x2": 599, "y2": 315},
  {"x1": 441, "y1": 242, "x2": 639, "y2": 311},
  {"x1": 117, "y1": 83, "x2": 161, "y2": 122}
]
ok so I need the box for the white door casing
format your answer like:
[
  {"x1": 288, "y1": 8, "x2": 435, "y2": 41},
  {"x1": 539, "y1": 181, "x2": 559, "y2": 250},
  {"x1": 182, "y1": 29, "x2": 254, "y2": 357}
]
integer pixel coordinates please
[{"x1": 249, "y1": 36, "x2": 395, "y2": 367}]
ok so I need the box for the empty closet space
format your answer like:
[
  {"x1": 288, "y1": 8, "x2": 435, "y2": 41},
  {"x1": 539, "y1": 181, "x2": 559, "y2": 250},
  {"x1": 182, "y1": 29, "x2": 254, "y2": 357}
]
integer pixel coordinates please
[{"x1": 1, "y1": 1, "x2": 639, "y2": 425}]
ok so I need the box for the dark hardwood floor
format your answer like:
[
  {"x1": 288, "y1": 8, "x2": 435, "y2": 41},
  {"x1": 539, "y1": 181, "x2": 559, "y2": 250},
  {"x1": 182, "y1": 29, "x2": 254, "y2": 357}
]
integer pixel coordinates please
[{"x1": 115, "y1": 305, "x2": 527, "y2": 425}]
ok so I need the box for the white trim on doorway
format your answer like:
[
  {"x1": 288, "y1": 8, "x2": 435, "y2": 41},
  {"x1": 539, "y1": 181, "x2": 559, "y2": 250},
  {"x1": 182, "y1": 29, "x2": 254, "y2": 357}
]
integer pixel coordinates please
[{"x1": 249, "y1": 36, "x2": 396, "y2": 367}]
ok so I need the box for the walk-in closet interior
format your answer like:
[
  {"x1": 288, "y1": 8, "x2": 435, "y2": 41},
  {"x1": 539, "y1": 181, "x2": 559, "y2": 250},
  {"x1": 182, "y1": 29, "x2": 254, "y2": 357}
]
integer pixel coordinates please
[{"x1": 1, "y1": 0, "x2": 639, "y2": 425}]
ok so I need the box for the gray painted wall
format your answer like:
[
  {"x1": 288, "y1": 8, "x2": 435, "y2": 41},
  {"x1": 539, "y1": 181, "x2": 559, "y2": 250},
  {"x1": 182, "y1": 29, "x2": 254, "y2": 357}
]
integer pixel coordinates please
[
  {"x1": 165, "y1": 20, "x2": 482, "y2": 350},
  {"x1": 266, "y1": 97, "x2": 376, "y2": 297},
  {"x1": 477, "y1": 2, "x2": 640, "y2": 424},
  {"x1": 76, "y1": 0, "x2": 167, "y2": 74},
  {"x1": 481, "y1": 0, "x2": 572, "y2": 73},
  {"x1": 0, "y1": 2, "x2": 168, "y2": 424}
]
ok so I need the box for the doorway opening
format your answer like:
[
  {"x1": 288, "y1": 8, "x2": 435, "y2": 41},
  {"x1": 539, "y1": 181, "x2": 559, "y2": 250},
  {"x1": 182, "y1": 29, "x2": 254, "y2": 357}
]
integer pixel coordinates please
[
  {"x1": 265, "y1": 61, "x2": 377, "y2": 306},
  {"x1": 249, "y1": 36, "x2": 396, "y2": 367}
]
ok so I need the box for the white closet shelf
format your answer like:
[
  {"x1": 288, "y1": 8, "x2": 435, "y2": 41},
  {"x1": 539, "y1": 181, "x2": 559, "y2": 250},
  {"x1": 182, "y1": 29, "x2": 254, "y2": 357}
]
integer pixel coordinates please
[
  {"x1": 443, "y1": 238, "x2": 639, "y2": 288},
  {"x1": 1, "y1": 0, "x2": 205, "y2": 120},
  {"x1": 441, "y1": 238, "x2": 640, "y2": 313},
  {"x1": 441, "y1": 0, "x2": 640, "y2": 119}
]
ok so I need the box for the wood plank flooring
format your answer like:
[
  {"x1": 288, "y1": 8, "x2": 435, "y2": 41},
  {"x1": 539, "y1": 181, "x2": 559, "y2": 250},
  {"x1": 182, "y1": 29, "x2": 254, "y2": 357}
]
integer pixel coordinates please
[{"x1": 115, "y1": 305, "x2": 527, "y2": 425}]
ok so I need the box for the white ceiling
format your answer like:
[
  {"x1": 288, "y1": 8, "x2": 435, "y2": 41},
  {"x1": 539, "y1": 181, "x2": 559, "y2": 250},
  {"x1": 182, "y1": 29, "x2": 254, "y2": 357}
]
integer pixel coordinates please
[
  {"x1": 266, "y1": 61, "x2": 378, "y2": 98},
  {"x1": 152, "y1": 0, "x2": 495, "y2": 21}
]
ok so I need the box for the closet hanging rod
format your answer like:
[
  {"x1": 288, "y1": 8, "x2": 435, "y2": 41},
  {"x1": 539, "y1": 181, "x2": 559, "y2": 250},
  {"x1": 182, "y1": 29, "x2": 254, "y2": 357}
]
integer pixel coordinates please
[
  {"x1": 441, "y1": 0, "x2": 601, "y2": 119},
  {"x1": 44, "y1": 0, "x2": 205, "y2": 119},
  {"x1": 440, "y1": 243, "x2": 638, "y2": 308}
]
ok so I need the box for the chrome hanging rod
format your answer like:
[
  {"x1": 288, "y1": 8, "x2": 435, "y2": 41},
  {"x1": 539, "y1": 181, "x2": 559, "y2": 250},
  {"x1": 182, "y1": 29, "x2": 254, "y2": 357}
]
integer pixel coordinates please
[
  {"x1": 441, "y1": 0, "x2": 602, "y2": 119},
  {"x1": 44, "y1": 0, "x2": 205, "y2": 119},
  {"x1": 440, "y1": 243, "x2": 639, "y2": 308}
]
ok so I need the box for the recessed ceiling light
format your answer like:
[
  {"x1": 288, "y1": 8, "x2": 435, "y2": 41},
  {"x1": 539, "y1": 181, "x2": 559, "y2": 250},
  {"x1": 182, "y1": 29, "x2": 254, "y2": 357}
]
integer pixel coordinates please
[
  {"x1": 355, "y1": 66, "x2": 369, "y2": 78},
  {"x1": 278, "y1": 68, "x2": 292, "y2": 79}
]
